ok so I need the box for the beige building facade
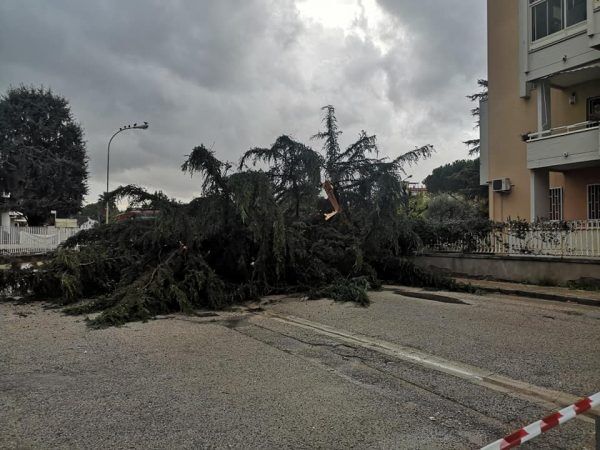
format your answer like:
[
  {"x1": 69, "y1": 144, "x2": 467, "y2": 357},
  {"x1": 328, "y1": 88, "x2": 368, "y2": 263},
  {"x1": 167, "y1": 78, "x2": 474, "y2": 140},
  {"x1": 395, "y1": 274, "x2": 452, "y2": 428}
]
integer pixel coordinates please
[{"x1": 482, "y1": 0, "x2": 600, "y2": 222}]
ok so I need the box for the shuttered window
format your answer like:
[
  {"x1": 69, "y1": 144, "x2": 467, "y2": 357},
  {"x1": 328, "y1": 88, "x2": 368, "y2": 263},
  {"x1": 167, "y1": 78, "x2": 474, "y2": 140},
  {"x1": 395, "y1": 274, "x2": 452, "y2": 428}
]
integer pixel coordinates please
[{"x1": 589, "y1": 184, "x2": 600, "y2": 220}]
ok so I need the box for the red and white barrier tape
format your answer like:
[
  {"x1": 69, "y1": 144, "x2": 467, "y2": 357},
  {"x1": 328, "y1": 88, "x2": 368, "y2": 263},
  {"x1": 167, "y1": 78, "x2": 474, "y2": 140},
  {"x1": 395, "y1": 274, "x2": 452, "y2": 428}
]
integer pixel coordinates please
[{"x1": 481, "y1": 392, "x2": 600, "y2": 449}]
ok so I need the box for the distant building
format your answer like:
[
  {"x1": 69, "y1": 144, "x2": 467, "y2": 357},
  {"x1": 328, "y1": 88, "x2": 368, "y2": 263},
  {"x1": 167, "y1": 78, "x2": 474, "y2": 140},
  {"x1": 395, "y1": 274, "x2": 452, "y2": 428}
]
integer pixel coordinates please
[
  {"x1": 481, "y1": 0, "x2": 600, "y2": 221},
  {"x1": 54, "y1": 218, "x2": 79, "y2": 228},
  {"x1": 407, "y1": 183, "x2": 428, "y2": 196},
  {"x1": 79, "y1": 218, "x2": 98, "y2": 230},
  {"x1": 0, "y1": 211, "x2": 27, "y2": 228},
  {"x1": 115, "y1": 209, "x2": 160, "y2": 222}
]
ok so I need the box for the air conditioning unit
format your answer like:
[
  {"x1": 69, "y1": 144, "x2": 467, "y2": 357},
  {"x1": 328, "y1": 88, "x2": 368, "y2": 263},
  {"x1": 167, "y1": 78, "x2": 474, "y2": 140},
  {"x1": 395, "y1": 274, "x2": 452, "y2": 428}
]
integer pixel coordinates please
[{"x1": 492, "y1": 178, "x2": 511, "y2": 193}]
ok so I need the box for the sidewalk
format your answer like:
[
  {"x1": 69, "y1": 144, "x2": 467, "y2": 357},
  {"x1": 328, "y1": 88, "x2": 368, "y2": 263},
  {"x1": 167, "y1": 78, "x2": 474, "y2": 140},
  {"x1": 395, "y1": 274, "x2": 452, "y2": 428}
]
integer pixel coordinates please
[{"x1": 454, "y1": 278, "x2": 600, "y2": 307}]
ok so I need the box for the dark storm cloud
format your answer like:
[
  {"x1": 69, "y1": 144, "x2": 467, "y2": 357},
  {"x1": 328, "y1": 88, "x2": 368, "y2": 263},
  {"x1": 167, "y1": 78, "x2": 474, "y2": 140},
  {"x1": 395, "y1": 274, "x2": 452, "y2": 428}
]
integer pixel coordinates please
[
  {"x1": 0, "y1": 0, "x2": 486, "y2": 202},
  {"x1": 377, "y1": 0, "x2": 486, "y2": 101}
]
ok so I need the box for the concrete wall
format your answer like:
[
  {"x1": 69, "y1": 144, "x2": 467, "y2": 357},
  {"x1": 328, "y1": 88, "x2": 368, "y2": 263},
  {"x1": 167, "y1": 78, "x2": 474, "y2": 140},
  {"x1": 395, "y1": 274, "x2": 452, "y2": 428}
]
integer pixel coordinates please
[{"x1": 415, "y1": 253, "x2": 600, "y2": 284}]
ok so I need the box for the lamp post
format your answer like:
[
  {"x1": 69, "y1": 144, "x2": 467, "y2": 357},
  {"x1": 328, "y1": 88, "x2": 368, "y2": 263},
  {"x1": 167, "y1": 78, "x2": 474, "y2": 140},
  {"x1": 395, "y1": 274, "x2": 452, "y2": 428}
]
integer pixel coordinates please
[{"x1": 105, "y1": 122, "x2": 149, "y2": 224}]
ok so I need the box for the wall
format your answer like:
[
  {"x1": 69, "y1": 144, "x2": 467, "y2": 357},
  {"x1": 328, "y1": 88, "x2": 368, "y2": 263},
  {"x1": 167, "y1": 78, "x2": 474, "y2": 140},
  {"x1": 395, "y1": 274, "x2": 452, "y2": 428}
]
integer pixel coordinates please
[
  {"x1": 552, "y1": 80, "x2": 600, "y2": 127},
  {"x1": 415, "y1": 253, "x2": 600, "y2": 284},
  {"x1": 519, "y1": 0, "x2": 600, "y2": 94},
  {"x1": 564, "y1": 167, "x2": 600, "y2": 219},
  {"x1": 487, "y1": 0, "x2": 538, "y2": 221},
  {"x1": 0, "y1": 212, "x2": 9, "y2": 228}
]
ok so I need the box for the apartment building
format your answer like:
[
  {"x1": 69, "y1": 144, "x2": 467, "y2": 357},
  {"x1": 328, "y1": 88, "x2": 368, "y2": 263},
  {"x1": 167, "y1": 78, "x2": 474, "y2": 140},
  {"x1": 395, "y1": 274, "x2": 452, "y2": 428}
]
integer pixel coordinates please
[{"x1": 482, "y1": 0, "x2": 600, "y2": 221}]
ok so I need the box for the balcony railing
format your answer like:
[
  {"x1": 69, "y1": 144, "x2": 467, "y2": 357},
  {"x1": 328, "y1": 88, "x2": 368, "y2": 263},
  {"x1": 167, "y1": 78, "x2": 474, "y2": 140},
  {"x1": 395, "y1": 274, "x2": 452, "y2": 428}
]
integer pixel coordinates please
[
  {"x1": 526, "y1": 121, "x2": 600, "y2": 169},
  {"x1": 527, "y1": 121, "x2": 599, "y2": 141}
]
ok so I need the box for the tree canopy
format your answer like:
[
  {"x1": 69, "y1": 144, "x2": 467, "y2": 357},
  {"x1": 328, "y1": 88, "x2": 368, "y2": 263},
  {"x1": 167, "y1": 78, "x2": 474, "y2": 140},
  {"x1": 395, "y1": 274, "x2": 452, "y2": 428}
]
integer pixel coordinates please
[
  {"x1": 240, "y1": 135, "x2": 323, "y2": 218},
  {"x1": 79, "y1": 197, "x2": 119, "y2": 224},
  {"x1": 0, "y1": 86, "x2": 88, "y2": 225},
  {"x1": 1, "y1": 106, "x2": 465, "y2": 327},
  {"x1": 311, "y1": 105, "x2": 433, "y2": 215},
  {"x1": 424, "y1": 193, "x2": 482, "y2": 222},
  {"x1": 423, "y1": 158, "x2": 486, "y2": 200}
]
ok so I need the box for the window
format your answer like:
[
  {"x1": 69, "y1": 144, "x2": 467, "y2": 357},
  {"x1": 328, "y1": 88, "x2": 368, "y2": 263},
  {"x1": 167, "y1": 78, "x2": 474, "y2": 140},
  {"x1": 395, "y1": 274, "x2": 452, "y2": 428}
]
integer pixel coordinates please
[
  {"x1": 586, "y1": 96, "x2": 600, "y2": 123},
  {"x1": 589, "y1": 184, "x2": 600, "y2": 220},
  {"x1": 566, "y1": 0, "x2": 587, "y2": 26},
  {"x1": 530, "y1": 0, "x2": 587, "y2": 42},
  {"x1": 549, "y1": 187, "x2": 563, "y2": 220}
]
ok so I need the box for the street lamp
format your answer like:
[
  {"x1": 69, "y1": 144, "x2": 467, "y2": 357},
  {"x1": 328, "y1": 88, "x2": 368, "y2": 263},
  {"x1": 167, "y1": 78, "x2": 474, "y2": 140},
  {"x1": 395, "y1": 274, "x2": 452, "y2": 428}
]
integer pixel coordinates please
[{"x1": 105, "y1": 122, "x2": 149, "y2": 224}]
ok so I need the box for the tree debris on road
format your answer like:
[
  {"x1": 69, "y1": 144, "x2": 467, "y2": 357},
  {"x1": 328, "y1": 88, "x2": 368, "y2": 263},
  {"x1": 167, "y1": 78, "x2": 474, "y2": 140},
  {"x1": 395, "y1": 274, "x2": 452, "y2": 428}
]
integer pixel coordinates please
[{"x1": 1, "y1": 107, "x2": 461, "y2": 327}]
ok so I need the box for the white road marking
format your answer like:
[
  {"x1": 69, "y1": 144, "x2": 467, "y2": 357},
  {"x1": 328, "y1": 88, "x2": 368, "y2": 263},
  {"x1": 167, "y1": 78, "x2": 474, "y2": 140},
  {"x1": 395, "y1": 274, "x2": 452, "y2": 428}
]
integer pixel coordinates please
[{"x1": 257, "y1": 311, "x2": 597, "y2": 423}]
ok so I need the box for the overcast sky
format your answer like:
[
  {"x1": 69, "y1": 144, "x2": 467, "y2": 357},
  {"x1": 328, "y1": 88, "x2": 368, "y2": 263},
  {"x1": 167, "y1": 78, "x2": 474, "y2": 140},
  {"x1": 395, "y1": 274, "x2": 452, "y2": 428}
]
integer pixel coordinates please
[{"x1": 0, "y1": 0, "x2": 487, "y2": 203}]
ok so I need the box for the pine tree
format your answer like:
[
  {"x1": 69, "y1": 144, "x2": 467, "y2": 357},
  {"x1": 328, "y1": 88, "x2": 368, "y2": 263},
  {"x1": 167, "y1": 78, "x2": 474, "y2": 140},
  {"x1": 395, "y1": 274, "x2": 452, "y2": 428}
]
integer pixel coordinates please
[
  {"x1": 240, "y1": 136, "x2": 323, "y2": 218},
  {"x1": 1, "y1": 107, "x2": 463, "y2": 328},
  {"x1": 464, "y1": 79, "x2": 488, "y2": 156}
]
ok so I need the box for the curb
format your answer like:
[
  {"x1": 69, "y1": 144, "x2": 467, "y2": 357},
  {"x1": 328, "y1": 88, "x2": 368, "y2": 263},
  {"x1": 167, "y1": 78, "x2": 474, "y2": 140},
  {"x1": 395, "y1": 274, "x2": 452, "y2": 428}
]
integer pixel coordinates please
[
  {"x1": 392, "y1": 288, "x2": 469, "y2": 305},
  {"x1": 465, "y1": 285, "x2": 600, "y2": 308}
]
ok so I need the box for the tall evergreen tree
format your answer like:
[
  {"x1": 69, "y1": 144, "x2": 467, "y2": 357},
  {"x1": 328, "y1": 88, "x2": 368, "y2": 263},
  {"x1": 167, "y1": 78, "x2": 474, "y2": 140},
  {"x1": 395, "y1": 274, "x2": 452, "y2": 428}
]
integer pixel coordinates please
[
  {"x1": 0, "y1": 86, "x2": 88, "y2": 225},
  {"x1": 240, "y1": 135, "x2": 323, "y2": 218},
  {"x1": 312, "y1": 105, "x2": 433, "y2": 213},
  {"x1": 464, "y1": 79, "x2": 488, "y2": 156}
]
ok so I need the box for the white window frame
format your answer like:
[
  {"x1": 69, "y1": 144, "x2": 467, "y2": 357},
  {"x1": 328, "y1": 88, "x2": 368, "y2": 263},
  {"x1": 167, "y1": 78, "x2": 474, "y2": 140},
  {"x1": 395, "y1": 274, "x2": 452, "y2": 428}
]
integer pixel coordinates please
[
  {"x1": 549, "y1": 187, "x2": 563, "y2": 220},
  {"x1": 529, "y1": 0, "x2": 587, "y2": 50},
  {"x1": 588, "y1": 184, "x2": 600, "y2": 220}
]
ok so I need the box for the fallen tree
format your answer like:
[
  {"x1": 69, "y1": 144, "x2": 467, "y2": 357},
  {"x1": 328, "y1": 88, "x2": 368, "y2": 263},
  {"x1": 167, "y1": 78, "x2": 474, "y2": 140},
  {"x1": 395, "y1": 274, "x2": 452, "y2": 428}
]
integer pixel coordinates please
[{"x1": 1, "y1": 106, "x2": 461, "y2": 327}]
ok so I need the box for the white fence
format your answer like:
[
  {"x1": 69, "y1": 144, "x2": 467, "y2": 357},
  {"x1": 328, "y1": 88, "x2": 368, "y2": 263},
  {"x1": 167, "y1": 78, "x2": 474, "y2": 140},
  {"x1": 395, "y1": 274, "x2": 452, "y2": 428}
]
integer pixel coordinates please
[
  {"x1": 0, "y1": 226, "x2": 82, "y2": 256},
  {"x1": 429, "y1": 220, "x2": 600, "y2": 259}
]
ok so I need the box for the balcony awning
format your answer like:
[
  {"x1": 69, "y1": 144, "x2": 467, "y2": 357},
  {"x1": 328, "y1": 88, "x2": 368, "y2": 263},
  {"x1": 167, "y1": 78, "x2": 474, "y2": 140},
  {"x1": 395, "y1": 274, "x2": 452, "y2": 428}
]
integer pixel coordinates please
[{"x1": 548, "y1": 62, "x2": 600, "y2": 88}]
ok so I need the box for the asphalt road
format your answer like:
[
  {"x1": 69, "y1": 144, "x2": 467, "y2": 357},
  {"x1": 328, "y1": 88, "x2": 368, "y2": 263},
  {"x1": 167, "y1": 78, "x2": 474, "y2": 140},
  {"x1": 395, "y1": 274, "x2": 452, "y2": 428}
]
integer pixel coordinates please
[{"x1": 1, "y1": 288, "x2": 599, "y2": 449}]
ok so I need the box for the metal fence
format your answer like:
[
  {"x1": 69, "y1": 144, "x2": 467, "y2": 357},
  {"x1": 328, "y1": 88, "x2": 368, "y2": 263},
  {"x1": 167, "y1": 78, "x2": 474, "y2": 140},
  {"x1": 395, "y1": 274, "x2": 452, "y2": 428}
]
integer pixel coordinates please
[
  {"x1": 428, "y1": 220, "x2": 600, "y2": 258},
  {"x1": 4, "y1": 221, "x2": 600, "y2": 258},
  {"x1": 0, "y1": 226, "x2": 82, "y2": 256}
]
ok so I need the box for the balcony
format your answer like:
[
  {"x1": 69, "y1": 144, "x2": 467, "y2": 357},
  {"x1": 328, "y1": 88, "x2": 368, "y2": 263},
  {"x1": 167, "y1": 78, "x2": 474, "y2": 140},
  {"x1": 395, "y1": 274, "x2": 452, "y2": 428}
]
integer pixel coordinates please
[
  {"x1": 527, "y1": 121, "x2": 600, "y2": 169},
  {"x1": 518, "y1": 0, "x2": 600, "y2": 96}
]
